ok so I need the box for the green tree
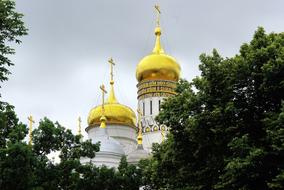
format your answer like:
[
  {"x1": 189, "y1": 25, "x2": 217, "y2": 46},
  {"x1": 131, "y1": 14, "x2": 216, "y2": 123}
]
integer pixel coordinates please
[
  {"x1": 77, "y1": 165, "x2": 119, "y2": 190},
  {"x1": 146, "y1": 27, "x2": 284, "y2": 189},
  {"x1": 0, "y1": 1, "x2": 31, "y2": 189},
  {"x1": 0, "y1": 103, "x2": 33, "y2": 190},
  {"x1": 75, "y1": 156, "x2": 143, "y2": 190},
  {"x1": 0, "y1": 113, "x2": 101, "y2": 190},
  {"x1": 0, "y1": 0, "x2": 27, "y2": 85},
  {"x1": 0, "y1": 1, "x2": 116, "y2": 189},
  {"x1": 31, "y1": 117, "x2": 100, "y2": 189},
  {"x1": 117, "y1": 156, "x2": 142, "y2": 190},
  {"x1": 0, "y1": 142, "x2": 34, "y2": 189},
  {"x1": 0, "y1": 82, "x2": 33, "y2": 190}
]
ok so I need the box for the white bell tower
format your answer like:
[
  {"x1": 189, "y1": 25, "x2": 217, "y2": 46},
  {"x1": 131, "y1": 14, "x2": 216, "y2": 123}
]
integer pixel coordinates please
[{"x1": 136, "y1": 5, "x2": 181, "y2": 152}]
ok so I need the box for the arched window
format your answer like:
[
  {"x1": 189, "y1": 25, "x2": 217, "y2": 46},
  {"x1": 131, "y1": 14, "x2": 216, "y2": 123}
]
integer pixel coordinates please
[
  {"x1": 143, "y1": 102, "x2": 145, "y2": 116},
  {"x1": 150, "y1": 100, "x2": 152, "y2": 115}
]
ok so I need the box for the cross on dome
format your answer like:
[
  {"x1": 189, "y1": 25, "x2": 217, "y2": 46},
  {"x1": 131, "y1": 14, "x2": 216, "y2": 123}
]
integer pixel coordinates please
[
  {"x1": 28, "y1": 115, "x2": 35, "y2": 145},
  {"x1": 154, "y1": 5, "x2": 161, "y2": 27},
  {"x1": 137, "y1": 108, "x2": 143, "y2": 145},
  {"x1": 78, "y1": 116, "x2": 82, "y2": 135},
  {"x1": 99, "y1": 84, "x2": 107, "y2": 128}
]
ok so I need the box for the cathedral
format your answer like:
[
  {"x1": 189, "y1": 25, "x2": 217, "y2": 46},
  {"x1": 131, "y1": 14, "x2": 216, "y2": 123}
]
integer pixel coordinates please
[{"x1": 81, "y1": 6, "x2": 181, "y2": 168}]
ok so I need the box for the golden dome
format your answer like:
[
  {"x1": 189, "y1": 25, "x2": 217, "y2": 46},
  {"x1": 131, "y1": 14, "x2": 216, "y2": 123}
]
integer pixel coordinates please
[
  {"x1": 87, "y1": 80, "x2": 136, "y2": 129},
  {"x1": 136, "y1": 27, "x2": 181, "y2": 82}
]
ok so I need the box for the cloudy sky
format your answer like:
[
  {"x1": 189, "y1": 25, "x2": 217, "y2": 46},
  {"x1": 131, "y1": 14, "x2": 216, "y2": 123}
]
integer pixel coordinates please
[{"x1": 2, "y1": 0, "x2": 284, "y2": 137}]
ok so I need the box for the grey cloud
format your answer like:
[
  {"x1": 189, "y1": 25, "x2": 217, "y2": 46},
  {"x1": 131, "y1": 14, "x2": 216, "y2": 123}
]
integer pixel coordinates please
[{"x1": 2, "y1": 0, "x2": 284, "y2": 137}]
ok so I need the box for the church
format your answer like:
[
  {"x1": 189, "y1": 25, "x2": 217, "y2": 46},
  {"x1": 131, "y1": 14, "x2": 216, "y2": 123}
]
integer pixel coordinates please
[{"x1": 80, "y1": 6, "x2": 181, "y2": 168}]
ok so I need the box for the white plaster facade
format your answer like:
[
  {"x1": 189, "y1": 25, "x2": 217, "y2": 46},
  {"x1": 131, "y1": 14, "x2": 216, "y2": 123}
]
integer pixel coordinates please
[
  {"x1": 138, "y1": 96, "x2": 169, "y2": 152},
  {"x1": 127, "y1": 144, "x2": 150, "y2": 165},
  {"x1": 81, "y1": 127, "x2": 125, "y2": 168},
  {"x1": 87, "y1": 124, "x2": 137, "y2": 155},
  {"x1": 81, "y1": 152, "x2": 123, "y2": 168}
]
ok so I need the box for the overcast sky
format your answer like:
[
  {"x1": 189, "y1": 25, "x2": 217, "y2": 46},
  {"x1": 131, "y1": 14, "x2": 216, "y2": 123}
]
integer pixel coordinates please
[{"x1": 2, "y1": 0, "x2": 284, "y2": 137}]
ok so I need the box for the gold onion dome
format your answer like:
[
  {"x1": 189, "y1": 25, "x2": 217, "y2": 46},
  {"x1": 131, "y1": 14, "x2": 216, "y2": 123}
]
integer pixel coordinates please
[
  {"x1": 136, "y1": 26, "x2": 181, "y2": 82},
  {"x1": 87, "y1": 80, "x2": 136, "y2": 129}
]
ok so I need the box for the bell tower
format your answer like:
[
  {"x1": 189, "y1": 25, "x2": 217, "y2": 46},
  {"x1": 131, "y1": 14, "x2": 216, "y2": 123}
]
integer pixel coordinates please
[{"x1": 135, "y1": 5, "x2": 181, "y2": 152}]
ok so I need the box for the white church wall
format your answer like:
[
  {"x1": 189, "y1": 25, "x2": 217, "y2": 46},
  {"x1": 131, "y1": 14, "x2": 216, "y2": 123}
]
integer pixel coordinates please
[
  {"x1": 87, "y1": 124, "x2": 137, "y2": 155},
  {"x1": 81, "y1": 152, "x2": 123, "y2": 168},
  {"x1": 138, "y1": 96, "x2": 169, "y2": 152}
]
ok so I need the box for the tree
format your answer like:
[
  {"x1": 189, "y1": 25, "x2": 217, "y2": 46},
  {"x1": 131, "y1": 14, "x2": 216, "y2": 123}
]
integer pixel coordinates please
[
  {"x1": 117, "y1": 156, "x2": 142, "y2": 190},
  {"x1": 0, "y1": 0, "x2": 28, "y2": 156},
  {"x1": 0, "y1": 97, "x2": 33, "y2": 190},
  {"x1": 0, "y1": 142, "x2": 34, "y2": 189},
  {"x1": 30, "y1": 120, "x2": 145, "y2": 189},
  {"x1": 31, "y1": 117, "x2": 100, "y2": 189},
  {"x1": 75, "y1": 156, "x2": 143, "y2": 190},
  {"x1": 0, "y1": 1, "x2": 32, "y2": 189},
  {"x1": 0, "y1": 114, "x2": 101, "y2": 190},
  {"x1": 0, "y1": 1, "x2": 135, "y2": 189},
  {"x1": 145, "y1": 27, "x2": 284, "y2": 189},
  {"x1": 0, "y1": 0, "x2": 28, "y2": 86}
]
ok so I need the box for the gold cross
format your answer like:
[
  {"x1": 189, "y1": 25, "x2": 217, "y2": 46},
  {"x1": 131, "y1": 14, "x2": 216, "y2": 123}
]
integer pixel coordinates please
[
  {"x1": 154, "y1": 5, "x2": 161, "y2": 26},
  {"x1": 100, "y1": 84, "x2": 107, "y2": 115},
  {"x1": 161, "y1": 127, "x2": 165, "y2": 142},
  {"x1": 28, "y1": 115, "x2": 35, "y2": 145},
  {"x1": 137, "y1": 108, "x2": 143, "y2": 144},
  {"x1": 137, "y1": 108, "x2": 142, "y2": 120},
  {"x1": 155, "y1": 5, "x2": 161, "y2": 14},
  {"x1": 108, "y1": 57, "x2": 115, "y2": 82},
  {"x1": 78, "y1": 116, "x2": 82, "y2": 135}
]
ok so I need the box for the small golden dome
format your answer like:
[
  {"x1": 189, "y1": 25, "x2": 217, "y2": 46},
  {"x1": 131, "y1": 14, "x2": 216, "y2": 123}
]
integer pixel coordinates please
[
  {"x1": 87, "y1": 103, "x2": 136, "y2": 128},
  {"x1": 136, "y1": 27, "x2": 181, "y2": 82},
  {"x1": 87, "y1": 82, "x2": 136, "y2": 129}
]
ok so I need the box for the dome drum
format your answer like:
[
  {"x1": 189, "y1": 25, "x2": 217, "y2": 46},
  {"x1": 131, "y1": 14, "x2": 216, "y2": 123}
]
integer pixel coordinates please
[
  {"x1": 143, "y1": 124, "x2": 169, "y2": 133},
  {"x1": 87, "y1": 123, "x2": 138, "y2": 155},
  {"x1": 137, "y1": 79, "x2": 177, "y2": 100},
  {"x1": 135, "y1": 25, "x2": 180, "y2": 99}
]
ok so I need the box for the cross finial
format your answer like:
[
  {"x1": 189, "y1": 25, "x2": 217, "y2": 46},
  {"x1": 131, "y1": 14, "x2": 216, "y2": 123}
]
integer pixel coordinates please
[
  {"x1": 78, "y1": 116, "x2": 82, "y2": 136},
  {"x1": 137, "y1": 108, "x2": 143, "y2": 144},
  {"x1": 100, "y1": 84, "x2": 107, "y2": 115},
  {"x1": 137, "y1": 108, "x2": 143, "y2": 119},
  {"x1": 28, "y1": 115, "x2": 35, "y2": 145},
  {"x1": 154, "y1": 5, "x2": 161, "y2": 26},
  {"x1": 108, "y1": 57, "x2": 115, "y2": 83},
  {"x1": 106, "y1": 57, "x2": 118, "y2": 104},
  {"x1": 99, "y1": 84, "x2": 107, "y2": 128},
  {"x1": 161, "y1": 127, "x2": 165, "y2": 142}
]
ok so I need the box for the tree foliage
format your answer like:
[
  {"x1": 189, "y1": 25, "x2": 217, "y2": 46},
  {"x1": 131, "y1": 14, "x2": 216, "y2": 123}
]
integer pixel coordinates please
[
  {"x1": 1, "y1": 111, "x2": 143, "y2": 189},
  {"x1": 0, "y1": 0, "x2": 27, "y2": 86},
  {"x1": 146, "y1": 27, "x2": 284, "y2": 189},
  {"x1": 1, "y1": 1, "x2": 283, "y2": 189},
  {"x1": 0, "y1": 2, "x2": 144, "y2": 189},
  {"x1": 30, "y1": 117, "x2": 100, "y2": 189}
]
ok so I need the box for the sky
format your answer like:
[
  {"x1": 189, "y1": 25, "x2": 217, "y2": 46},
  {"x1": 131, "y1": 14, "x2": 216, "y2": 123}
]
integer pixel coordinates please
[{"x1": 2, "y1": 0, "x2": 284, "y2": 137}]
